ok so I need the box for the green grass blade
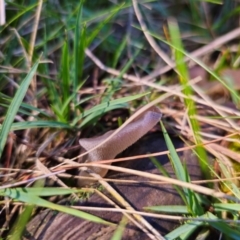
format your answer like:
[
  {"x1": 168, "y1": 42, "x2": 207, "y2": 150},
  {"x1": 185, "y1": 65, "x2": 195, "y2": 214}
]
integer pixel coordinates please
[
  {"x1": 0, "y1": 187, "x2": 79, "y2": 196},
  {"x1": 167, "y1": 19, "x2": 210, "y2": 182},
  {"x1": 0, "y1": 3, "x2": 38, "y2": 33},
  {"x1": 72, "y1": 92, "x2": 149, "y2": 126},
  {"x1": 0, "y1": 120, "x2": 72, "y2": 131},
  {"x1": 0, "y1": 59, "x2": 39, "y2": 159},
  {"x1": 111, "y1": 216, "x2": 127, "y2": 240},
  {"x1": 6, "y1": 180, "x2": 45, "y2": 240},
  {"x1": 81, "y1": 93, "x2": 149, "y2": 118},
  {"x1": 205, "y1": 212, "x2": 240, "y2": 239},
  {"x1": 165, "y1": 220, "x2": 204, "y2": 240},
  {"x1": 160, "y1": 122, "x2": 187, "y2": 183},
  {"x1": 79, "y1": 104, "x2": 127, "y2": 128},
  {"x1": 112, "y1": 36, "x2": 127, "y2": 69},
  {"x1": 142, "y1": 25, "x2": 240, "y2": 104},
  {"x1": 213, "y1": 203, "x2": 240, "y2": 212},
  {"x1": 2, "y1": 188, "x2": 113, "y2": 226},
  {"x1": 0, "y1": 101, "x2": 51, "y2": 119},
  {"x1": 217, "y1": 160, "x2": 240, "y2": 198},
  {"x1": 78, "y1": 22, "x2": 87, "y2": 86},
  {"x1": 144, "y1": 205, "x2": 188, "y2": 214},
  {"x1": 165, "y1": 212, "x2": 220, "y2": 240},
  {"x1": 222, "y1": 74, "x2": 239, "y2": 107},
  {"x1": 61, "y1": 41, "x2": 70, "y2": 112},
  {"x1": 73, "y1": 0, "x2": 84, "y2": 106},
  {"x1": 150, "y1": 156, "x2": 188, "y2": 206},
  {"x1": 87, "y1": 3, "x2": 125, "y2": 46},
  {"x1": 118, "y1": 47, "x2": 141, "y2": 79},
  {"x1": 7, "y1": 204, "x2": 34, "y2": 240},
  {"x1": 160, "y1": 121, "x2": 204, "y2": 215},
  {"x1": 60, "y1": 80, "x2": 87, "y2": 117}
]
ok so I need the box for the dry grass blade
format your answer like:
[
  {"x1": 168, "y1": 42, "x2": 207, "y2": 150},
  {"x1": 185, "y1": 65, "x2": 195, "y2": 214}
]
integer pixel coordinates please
[
  {"x1": 17, "y1": 0, "x2": 44, "y2": 168},
  {"x1": 63, "y1": 132, "x2": 236, "y2": 168},
  {"x1": 85, "y1": 47, "x2": 240, "y2": 119},
  {"x1": 143, "y1": 27, "x2": 240, "y2": 81},
  {"x1": 79, "y1": 163, "x2": 239, "y2": 202},
  {"x1": 0, "y1": 170, "x2": 64, "y2": 190},
  {"x1": 132, "y1": 0, "x2": 174, "y2": 68},
  {"x1": 80, "y1": 167, "x2": 164, "y2": 240},
  {"x1": 0, "y1": 0, "x2": 5, "y2": 26},
  {"x1": 72, "y1": 206, "x2": 240, "y2": 224},
  {"x1": 60, "y1": 172, "x2": 240, "y2": 186},
  {"x1": 28, "y1": 0, "x2": 43, "y2": 106},
  {"x1": 191, "y1": 83, "x2": 239, "y2": 130}
]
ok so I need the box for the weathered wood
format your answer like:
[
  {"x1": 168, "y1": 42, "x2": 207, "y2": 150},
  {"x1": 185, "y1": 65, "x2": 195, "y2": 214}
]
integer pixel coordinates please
[{"x1": 24, "y1": 133, "x2": 203, "y2": 240}]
